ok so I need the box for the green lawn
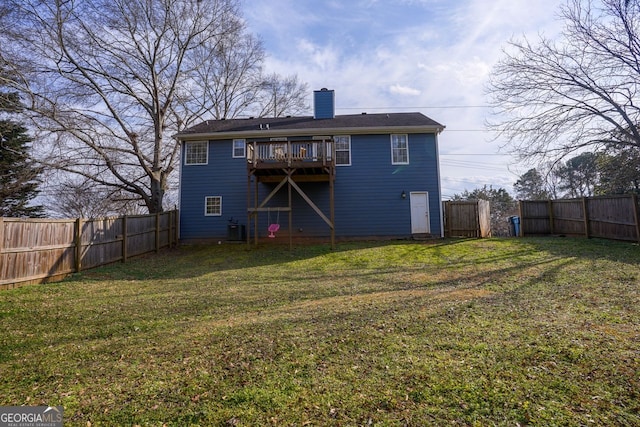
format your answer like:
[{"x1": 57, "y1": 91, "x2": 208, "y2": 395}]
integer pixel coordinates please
[{"x1": 1, "y1": 238, "x2": 639, "y2": 426}]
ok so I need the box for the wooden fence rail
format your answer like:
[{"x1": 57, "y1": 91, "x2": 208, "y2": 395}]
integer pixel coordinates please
[
  {"x1": 0, "y1": 210, "x2": 178, "y2": 290},
  {"x1": 519, "y1": 195, "x2": 640, "y2": 242}
]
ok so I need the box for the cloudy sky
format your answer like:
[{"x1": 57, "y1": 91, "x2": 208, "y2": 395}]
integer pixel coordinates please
[{"x1": 242, "y1": 0, "x2": 564, "y2": 198}]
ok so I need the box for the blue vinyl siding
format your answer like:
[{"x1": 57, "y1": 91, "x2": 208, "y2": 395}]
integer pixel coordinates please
[
  {"x1": 332, "y1": 133, "x2": 441, "y2": 237},
  {"x1": 180, "y1": 140, "x2": 249, "y2": 240},
  {"x1": 179, "y1": 133, "x2": 442, "y2": 240}
]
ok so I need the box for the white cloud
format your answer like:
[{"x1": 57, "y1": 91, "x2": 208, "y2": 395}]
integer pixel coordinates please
[
  {"x1": 243, "y1": 0, "x2": 565, "y2": 195},
  {"x1": 389, "y1": 85, "x2": 421, "y2": 96}
]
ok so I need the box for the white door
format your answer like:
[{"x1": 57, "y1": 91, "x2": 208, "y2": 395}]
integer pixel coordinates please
[{"x1": 410, "y1": 192, "x2": 430, "y2": 234}]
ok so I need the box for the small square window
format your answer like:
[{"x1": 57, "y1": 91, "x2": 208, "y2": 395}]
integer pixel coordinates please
[
  {"x1": 205, "y1": 196, "x2": 222, "y2": 216},
  {"x1": 233, "y1": 139, "x2": 246, "y2": 158},
  {"x1": 391, "y1": 134, "x2": 409, "y2": 165},
  {"x1": 185, "y1": 141, "x2": 208, "y2": 165}
]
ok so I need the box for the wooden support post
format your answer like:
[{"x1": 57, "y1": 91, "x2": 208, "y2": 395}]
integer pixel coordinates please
[
  {"x1": 247, "y1": 171, "x2": 252, "y2": 248},
  {"x1": 631, "y1": 194, "x2": 640, "y2": 244},
  {"x1": 582, "y1": 197, "x2": 590, "y2": 238},
  {"x1": 155, "y1": 212, "x2": 160, "y2": 253},
  {"x1": 74, "y1": 218, "x2": 82, "y2": 272},
  {"x1": 254, "y1": 176, "x2": 259, "y2": 246},
  {"x1": 122, "y1": 215, "x2": 128, "y2": 263},
  {"x1": 288, "y1": 173, "x2": 293, "y2": 251}
]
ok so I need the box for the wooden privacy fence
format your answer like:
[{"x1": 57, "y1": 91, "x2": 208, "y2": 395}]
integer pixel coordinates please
[
  {"x1": 443, "y1": 200, "x2": 491, "y2": 238},
  {"x1": 519, "y1": 195, "x2": 640, "y2": 242},
  {"x1": 0, "y1": 210, "x2": 178, "y2": 289}
]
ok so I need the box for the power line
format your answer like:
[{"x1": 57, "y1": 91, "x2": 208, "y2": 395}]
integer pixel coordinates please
[
  {"x1": 441, "y1": 153, "x2": 510, "y2": 156},
  {"x1": 442, "y1": 129, "x2": 498, "y2": 132},
  {"x1": 336, "y1": 105, "x2": 489, "y2": 110},
  {"x1": 440, "y1": 161, "x2": 505, "y2": 172}
]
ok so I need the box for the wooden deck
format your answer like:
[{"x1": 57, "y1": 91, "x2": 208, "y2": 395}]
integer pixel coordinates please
[
  {"x1": 247, "y1": 140, "x2": 335, "y2": 181},
  {"x1": 246, "y1": 139, "x2": 336, "y2": 248}
]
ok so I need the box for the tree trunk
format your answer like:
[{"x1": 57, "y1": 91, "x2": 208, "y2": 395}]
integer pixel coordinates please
[{"x1": 149, "y1": 174, "x2": 165, "y2": 214}]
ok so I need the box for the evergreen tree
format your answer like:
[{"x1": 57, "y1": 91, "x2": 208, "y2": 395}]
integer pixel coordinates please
[
  {"x1": 1, "y1": 64, "x2": 44, "y2": 217},
  {"x1": 596, "y1": 147, "x2": 640, "y2": 195},
  {"x1": 514, "y1": 168, "x2": 551, "y2": 200},
  {"x1": 0, "y1": 120, "x2": 44, "y2": 217},
  {"x1": 554, "y1": 152, "x2": 599, "y2": 198}
]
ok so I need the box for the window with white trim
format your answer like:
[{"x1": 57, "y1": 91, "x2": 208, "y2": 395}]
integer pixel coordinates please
[
  {"x1": 334, "y1": 135, "x2": 351, "y2": 166},
  {"x1": 205, "y1": 196, "x2": 222, "y2": 216},
  {"x1": 185, "y1": 141, "x2": 208, "y2": 165},
  {"x1": 391, "y1": 134, "x2": 409, "y2": 165},
  {"x1": 232, "y1": 139, "x2": 246, "y2": 158}
]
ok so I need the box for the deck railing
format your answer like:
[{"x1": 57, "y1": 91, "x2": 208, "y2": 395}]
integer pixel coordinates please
[{"x1": 247, "y1": 139, "x2": 334, "y2": 166}]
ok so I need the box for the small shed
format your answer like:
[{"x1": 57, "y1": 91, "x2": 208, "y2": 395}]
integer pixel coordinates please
[{"x1": 443, "y1": 200, "x2": 491, "y2": 238}]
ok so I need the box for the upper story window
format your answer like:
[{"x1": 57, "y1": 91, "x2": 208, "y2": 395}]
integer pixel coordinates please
[
  {"x1": 334, "y1": 135, "x2": 351, "y2": 166},
  {"x1": 185, "y1": 141, "x2": 208, "y2": 165},
  {"x1": 391, "y1": 134, "x2": 409, "y2": 165},
  {"x1": 233, "y1": 139, "x2": 246, "y2": 158}
]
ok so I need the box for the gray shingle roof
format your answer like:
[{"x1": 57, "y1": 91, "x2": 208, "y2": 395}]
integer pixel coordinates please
[{"x1": 175, "y1": 112, "x2": 444, "y2": 139}]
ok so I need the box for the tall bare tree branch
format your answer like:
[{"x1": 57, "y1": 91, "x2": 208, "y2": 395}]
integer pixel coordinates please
[
  {"x1": 487, "y1": 0, "x2": 640, "y2": 164},
  {"x1": 0, "y1": 0, "x2": 263, "y2": 213}
]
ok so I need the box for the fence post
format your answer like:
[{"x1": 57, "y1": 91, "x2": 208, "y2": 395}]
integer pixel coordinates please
[
  {"x1": 0, "y1": 217, "x2": 4, "y2": 255},
  {"x1": 155, "y1": 212, "x2": 160, "y2": 253},
  {"x1": 122, "y1": 215, "x2": 128, "y2": 263},
  {"x1": 632, "y1": 194, "x2": 640, "y2": 244},
  {"x1": 175, "y1": 209, "x2": 180, "y2": 247},
  {"x1": 582, "y1": 197, "x2": 590, "y2": 238},
  {"x1": 168, "y1": 211, "x2": 173, "y2": 248},
  {"x1": 443, "y1": 201, "x2": 450, "y2": 237},
  {"x1": 75, "y1": 218, "x2": 82, "y2": 272},
  {"x1": 547, "y1": 200, "x2": 554, "y2": 235}
]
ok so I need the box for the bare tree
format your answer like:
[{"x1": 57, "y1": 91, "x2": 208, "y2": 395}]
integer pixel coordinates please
[
  {"x1": 181, "y1": 27, "x2": 265, "y2": 120},
  {"x1": 45, "y1": 177, "x2": 146, "y2": 219},
  {"x1": 0, "y1": 0, "x2": 300, "y2": 214},
  {"x1": 256, "y1": 74, "x2": 309, "y2": 118},
  {"x1": 487, "y1": 0, "x2": 640, "y2": 163}
]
